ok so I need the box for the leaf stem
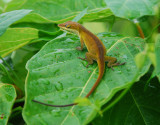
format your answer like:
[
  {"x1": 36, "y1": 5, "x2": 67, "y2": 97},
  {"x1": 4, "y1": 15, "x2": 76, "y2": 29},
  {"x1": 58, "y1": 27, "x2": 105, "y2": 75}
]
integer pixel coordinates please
[
  {"x1": 133, "y1": 19, "x2": 145, "y2": 39},
  {"x1": 15, "y1": 97, "x2": 25, "y2": 103}
]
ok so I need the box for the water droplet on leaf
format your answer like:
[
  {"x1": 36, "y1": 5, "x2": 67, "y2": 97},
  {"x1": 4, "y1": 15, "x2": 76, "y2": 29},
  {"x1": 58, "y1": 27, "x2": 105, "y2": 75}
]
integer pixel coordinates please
[{"x1": 54, "y1": 82, "x2": 63, "y2": 91}]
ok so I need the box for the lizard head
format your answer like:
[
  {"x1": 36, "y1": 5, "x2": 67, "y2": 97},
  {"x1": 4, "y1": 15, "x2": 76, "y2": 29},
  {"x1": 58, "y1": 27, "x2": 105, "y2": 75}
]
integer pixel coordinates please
[{"x1": 58, "y1": 21, "x2": 80, "y2": 34}]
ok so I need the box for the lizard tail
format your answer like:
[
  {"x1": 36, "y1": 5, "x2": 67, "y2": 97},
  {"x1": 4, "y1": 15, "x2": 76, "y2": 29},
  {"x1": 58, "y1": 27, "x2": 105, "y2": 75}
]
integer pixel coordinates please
[
  {"x1": 32, "y1": 99, "x2": 77, "y2": 107},
  {"x1": 85, "y1": 58, "x2": 105, "y2": 98}
]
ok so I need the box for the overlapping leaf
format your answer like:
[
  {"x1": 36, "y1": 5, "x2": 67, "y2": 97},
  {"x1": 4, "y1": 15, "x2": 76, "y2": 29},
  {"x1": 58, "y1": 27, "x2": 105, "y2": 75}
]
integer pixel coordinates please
[
  {"x1": 155, "y1": 35, "x2": 160, "y2": 81},
  {"x1": 0, "y1": 0, "x2": 26, "y2": 13},
  {"x1": 0, "y1": 28, "x2": 38, "y2": 57},
  {"x1": 0, "y1": 83, "x2": 16, "y2": 125},
  {"x1": 0, "y1": 0, "x2": 113, "y2": 23},
  {"x1": 23, "y1": 32, "x2": 151, "y2": 125},
  {"x1": 0, "y1": 9, "x2": 32, "y2": 36},
  {"x1": 93, "y1": 80, "x2": 160, "y2": 125},
  {"x1": 105, "y1": 0, "x2": 158, "y2": 19}
]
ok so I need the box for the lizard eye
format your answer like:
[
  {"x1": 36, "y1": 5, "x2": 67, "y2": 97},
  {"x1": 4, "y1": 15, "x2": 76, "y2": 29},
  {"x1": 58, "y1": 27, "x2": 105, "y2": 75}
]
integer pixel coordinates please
[{"x1": 65, "y1": 24, "x2": 71, "y2": 28}]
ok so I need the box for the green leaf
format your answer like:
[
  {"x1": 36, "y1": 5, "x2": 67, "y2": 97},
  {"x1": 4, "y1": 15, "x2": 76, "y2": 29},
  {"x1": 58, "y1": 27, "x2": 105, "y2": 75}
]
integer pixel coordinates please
[
  {"x1": 72, "y1": 8, "x2": 88, "y2": 22},
  {"x1": 0, "y1": 9, "x2": 32, "y2": 36},
  {"x1": 135, "y1": 52, "x2": 147, "y2": 69},
  {"x1": 105, "y1": 0, "x2": 158, "y2": 19},
  {"x1": 0, "y1": 63, "x2": 13, "y2": 84},
  {"x1": 148, "y1": 52, "x2": 156, "y2": 67},
  {"x1": 23, "y1": 32, "x2": 151, "y2": 124},
  {"x1": 93, "y1": 77, "x2": 160, "y2": 125},
  {"x1": 155, "y1": 34, "x2": 160, "y2": 81},
  {"x1": 4, "y1": 0, "x2": 113, "y2": 23},
  {"x1": 0, "y1": 0, "x2": 26, "y2": 13},
  {"x1": 10, "y1": 47, "x2": 38, "y2": 93},
  {"x1": 11, "y1": 22, "x2": 58, "y2": 33},
  {"x1": 0, "y1": 28, "x2": 38, "y2": 57},
  {"x1": 0, "y1": 83, "x2": 17, "y2": 125}
]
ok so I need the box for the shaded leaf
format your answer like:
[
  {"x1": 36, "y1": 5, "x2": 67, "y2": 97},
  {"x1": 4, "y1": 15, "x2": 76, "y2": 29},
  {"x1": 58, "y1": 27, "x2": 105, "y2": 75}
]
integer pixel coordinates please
[
  {"x1": 10, "y1": 47, "x2": 38, "y2": 93},
  {"x1": 105, "y1": 0, "x2": 158, "y2": 19},
  {"x1": 93, "y1": 77, "x2": 160, "y2": 125},
  {"x1": 11, "y1": 22, "x2": 58, "y2": 33},
  {"x1": 0, "y1": 9, "x2": 32, "y2": 36},
  {"x1": 0, "y1": 28, "x2": 38, "y2": 57},
  {"x1": 0, "y1": 63, "x2": 13, "y2": 84},
  {"x1": 0, "y1": 83, "x2": 16, "y2": 125},
  {"x1": 155, "y1": 34, "x2": 160, "y2": 81},
  {"x1": 8, "y1": 106, "x2": 24, "y2": 125},
  {"x1": 23, "y1": 32, "x2": 151, "y2": 125}
]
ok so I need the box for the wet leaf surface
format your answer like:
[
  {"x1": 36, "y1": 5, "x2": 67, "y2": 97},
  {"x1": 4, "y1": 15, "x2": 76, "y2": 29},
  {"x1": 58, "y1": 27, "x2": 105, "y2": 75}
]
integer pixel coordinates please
[{"x1": 23, "y1": 32, "x2": 151, "y2": 125}]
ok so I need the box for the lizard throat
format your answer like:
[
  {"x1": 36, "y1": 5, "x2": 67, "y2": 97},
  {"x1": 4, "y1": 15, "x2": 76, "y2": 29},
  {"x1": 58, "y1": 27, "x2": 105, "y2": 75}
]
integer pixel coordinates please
[{"x1": 60, "y1": 27, "x2": 79, "y2": 36}]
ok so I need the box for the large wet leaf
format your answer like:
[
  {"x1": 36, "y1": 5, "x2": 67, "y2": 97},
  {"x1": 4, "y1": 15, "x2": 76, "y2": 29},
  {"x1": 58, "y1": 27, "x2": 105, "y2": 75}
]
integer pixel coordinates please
[
  {"x1": 0, "y1": 83, "x2": 16, "y2": 125},
  {"x1": 155, "y1": 35, "x2": 160, "y2": 81},
  {"x1": 23, "y1": 32, "x2": 151, "y2": 125},
  {"x1": 0, "y1": 9, "x2": 32, "y2": 36},
  {"x1": 0, "y1": 28, "x2": 38, "y2": 57},
  {"x1": 105, "y1": 0, "x2": 158, "y2": 19},
  {"x1": 0, "y1": 0, "x2": 113, "y2": 23},
  {"x1": 93, "y1": 78, "x2": 160, "y2": 125}
]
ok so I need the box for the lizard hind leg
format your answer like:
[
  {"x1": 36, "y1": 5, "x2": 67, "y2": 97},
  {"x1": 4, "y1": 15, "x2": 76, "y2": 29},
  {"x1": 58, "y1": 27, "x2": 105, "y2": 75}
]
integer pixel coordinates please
[
  {"x1": 104, "y1": 56, "x2": 125, "y2": 70},
  {"x1": 79, "y1": 52, "x2": 97, "y2": 68}
]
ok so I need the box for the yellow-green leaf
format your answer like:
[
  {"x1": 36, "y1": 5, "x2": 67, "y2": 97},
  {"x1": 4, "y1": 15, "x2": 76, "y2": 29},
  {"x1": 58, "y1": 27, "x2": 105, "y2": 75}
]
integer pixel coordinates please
[
  {"x1": 0, "y1": 28, "x2": 38, "y2": 57},
  {"x1": 135, "y1": 52, "x2": 147, "y2": 69}
]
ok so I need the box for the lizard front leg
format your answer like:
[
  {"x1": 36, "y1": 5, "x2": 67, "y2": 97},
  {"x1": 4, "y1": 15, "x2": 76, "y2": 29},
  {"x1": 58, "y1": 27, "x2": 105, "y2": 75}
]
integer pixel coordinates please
[
  {"x1": 78, "y1": 52, "x2": 97, "y2": 68},
  {"x1": 76, "y1": 35, "x2": 84, "y2": 51}
]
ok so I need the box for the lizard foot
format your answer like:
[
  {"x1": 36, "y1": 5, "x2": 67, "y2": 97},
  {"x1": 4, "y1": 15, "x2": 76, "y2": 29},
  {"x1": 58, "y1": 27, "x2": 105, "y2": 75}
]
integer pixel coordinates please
[
  {"x1": 76, "y1": 46, "x2": 83, "y2": 51},
  {"x1": 78, "y1": 57, "x2": 86, "y2": 61}
]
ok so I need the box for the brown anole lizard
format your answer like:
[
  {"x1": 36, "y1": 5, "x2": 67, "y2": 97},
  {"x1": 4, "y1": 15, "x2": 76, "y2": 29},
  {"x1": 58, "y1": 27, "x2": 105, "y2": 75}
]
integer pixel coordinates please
[{"x1": 33, "y1": 21, "x2": 125, "y2": 107}]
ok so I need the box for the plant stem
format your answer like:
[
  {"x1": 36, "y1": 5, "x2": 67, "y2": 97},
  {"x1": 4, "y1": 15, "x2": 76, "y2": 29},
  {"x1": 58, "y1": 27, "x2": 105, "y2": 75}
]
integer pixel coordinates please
[
  {"x1": 134, "y1": 19, "x2": 145, "y2": 39},
  {"x1": 15, "y1": 97, "x2": 25, "y2": 103}
]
